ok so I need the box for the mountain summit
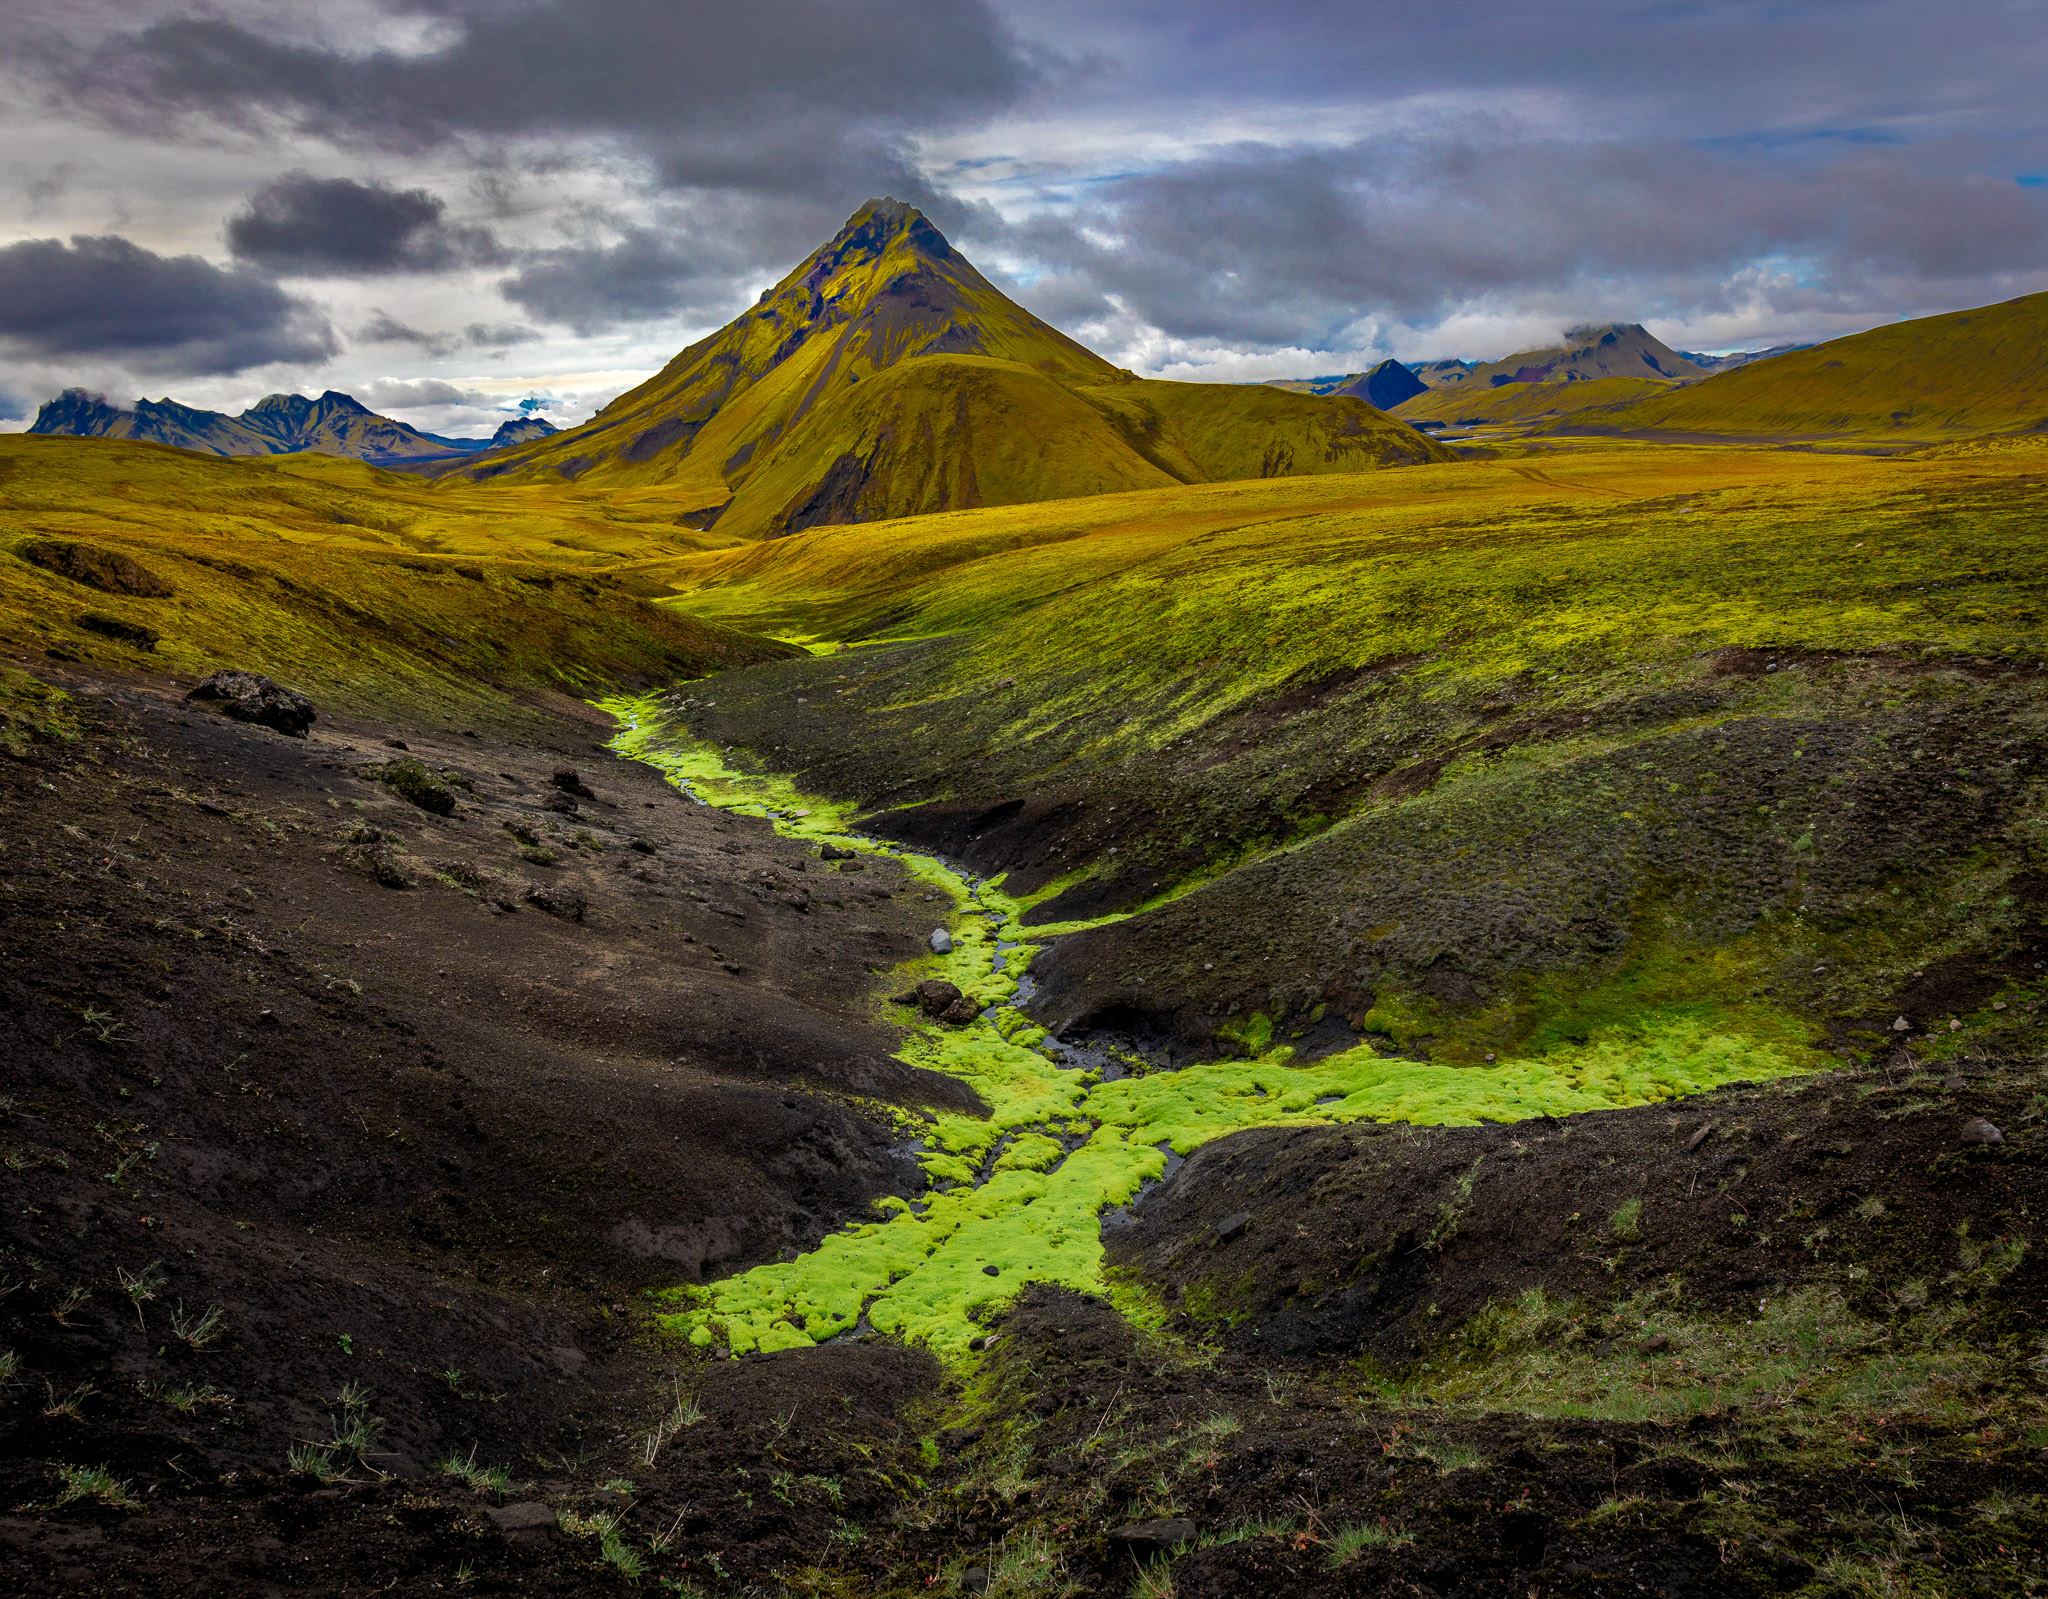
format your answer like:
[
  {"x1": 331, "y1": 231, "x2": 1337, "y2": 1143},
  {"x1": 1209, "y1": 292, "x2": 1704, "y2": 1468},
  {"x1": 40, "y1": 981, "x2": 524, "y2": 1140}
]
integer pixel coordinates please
[
  {"x1": 468, "y1": 199, "x2": 1450, "y2": 530},
  {"x1": 27, "y1": 388, "x2": 521, "y2": 469}
]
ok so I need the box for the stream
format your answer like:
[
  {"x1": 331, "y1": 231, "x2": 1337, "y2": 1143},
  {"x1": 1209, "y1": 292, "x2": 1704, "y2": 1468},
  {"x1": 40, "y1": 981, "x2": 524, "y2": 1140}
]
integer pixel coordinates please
[{"x1": 605, "y1": 690, "x2": 1805, "y2": 1362}]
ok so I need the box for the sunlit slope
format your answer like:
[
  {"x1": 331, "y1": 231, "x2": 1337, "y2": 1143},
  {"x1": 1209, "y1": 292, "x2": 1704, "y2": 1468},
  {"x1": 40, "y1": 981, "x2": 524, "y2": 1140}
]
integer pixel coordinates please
[
  {"x1": 462, "y1": 198, "x2": 1449, "y2": 526},
  {"x1": 1555, "y1": 290, "x2": 2048, "y2": 441},
  {"x1": 661, "y1": 440, "x2": 2048, "y2": 1074},
  {"x1": 463, "y1": 199, "x2": 1117, "y2": 496},
  {"x1": 0, "y1": 436, "x2": 791, "y2": 716},
  {"x1": 662, "y1": 444, "x2": 1905, "y2": 639},
  {"x1": 1392, "y1": 374, "x2": 1680, "y2": 426}
]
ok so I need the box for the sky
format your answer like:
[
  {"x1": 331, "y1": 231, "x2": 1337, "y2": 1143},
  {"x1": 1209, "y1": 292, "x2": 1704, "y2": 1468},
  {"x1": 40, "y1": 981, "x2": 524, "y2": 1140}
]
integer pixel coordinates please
[{"x1": 3, "y1": 0, "x2": 2046, "y2": 437}]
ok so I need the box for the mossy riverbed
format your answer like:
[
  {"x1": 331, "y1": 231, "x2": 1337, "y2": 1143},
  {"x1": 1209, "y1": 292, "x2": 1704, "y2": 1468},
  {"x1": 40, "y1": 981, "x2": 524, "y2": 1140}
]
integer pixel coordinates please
[{"x1": 606, "y1": 693, "x2": 1810, "y2": 1361}]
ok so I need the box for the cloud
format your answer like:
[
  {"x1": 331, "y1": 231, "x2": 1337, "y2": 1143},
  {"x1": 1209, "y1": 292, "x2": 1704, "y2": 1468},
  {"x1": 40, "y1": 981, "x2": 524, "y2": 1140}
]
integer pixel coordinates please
[
  {"x1": 998, "y1": 130, "x2": 2048, "y2": 360},
  {"x1": 0, "y1": 234, "x2": 336, "y2": 372},
  {"x1": 497, "y1": 227, "x2": 754, "y2": 334},
  {"x1": 43, "y1": 0, "x2": 1046, "y2": 177},
  {"x1": 353, "y1": 376, "x2": 489, "y2": 409},
  {"x1": 227, "y1": 171, "x2": 505, "y2": 275},
  {"x1": 358, "y1": 309, "x2": 541, "y2": 356}
]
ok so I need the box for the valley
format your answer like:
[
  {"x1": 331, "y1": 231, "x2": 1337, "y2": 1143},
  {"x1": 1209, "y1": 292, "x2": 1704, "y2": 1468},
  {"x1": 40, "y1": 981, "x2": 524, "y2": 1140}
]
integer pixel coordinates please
[{"x1": 2, "y1": 201, "x2": 2045, "y2": 1599}]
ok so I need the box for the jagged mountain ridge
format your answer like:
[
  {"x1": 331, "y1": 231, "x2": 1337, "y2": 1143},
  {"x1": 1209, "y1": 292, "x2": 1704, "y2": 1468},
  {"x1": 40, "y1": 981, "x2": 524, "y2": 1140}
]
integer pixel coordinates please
[
  {"x1": 27, "y1": 388, "x2": 553, "y2": 468},
  {"x1": 463, "y1": 199, "x2": 1452, "y2": 532}
]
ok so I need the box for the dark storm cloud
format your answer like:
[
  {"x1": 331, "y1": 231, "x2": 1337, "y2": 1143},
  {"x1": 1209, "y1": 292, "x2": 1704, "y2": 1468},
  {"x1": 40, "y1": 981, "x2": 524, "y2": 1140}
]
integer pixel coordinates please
[
  {"x1": 40, "y1": 0, "x2": 1045, "y2": 172},
  {"x1": 498, "y1": 230, "x2": 749, "y2": 335},
  {"x1": 1007, "y1": 133, "x2": 2048, "y2": 347},
  {"x1": 227, "y1": 172, "x2": 505, "y2": 275},
  {"x1": 358, "y1": 309, "x2": 540, "y2": 357},
  {"x1": 0, "y1": 234, "x2": 336, "y2": 373}
]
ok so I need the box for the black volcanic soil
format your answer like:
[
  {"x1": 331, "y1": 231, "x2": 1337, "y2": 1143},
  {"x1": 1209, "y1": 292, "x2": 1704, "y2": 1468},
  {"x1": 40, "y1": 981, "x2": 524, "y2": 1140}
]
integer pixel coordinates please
[
  {"x1": 7, "y1": 661, "x2": 2048, "y2": 1598},
  {"x1": 0, "y1": 663, "x2": 960, "y2": 1595}
]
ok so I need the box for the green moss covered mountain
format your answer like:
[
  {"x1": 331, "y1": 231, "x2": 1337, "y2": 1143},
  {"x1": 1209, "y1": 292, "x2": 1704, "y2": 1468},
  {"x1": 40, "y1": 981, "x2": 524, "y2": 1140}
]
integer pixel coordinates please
[{"x1": 461, "y1": 199, "x2": 1451, "y2": 532}]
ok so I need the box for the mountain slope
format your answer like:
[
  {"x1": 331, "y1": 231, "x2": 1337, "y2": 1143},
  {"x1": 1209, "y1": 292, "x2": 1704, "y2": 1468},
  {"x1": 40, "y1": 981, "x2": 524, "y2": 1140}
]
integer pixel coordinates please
[
  {"x1": 1417, "y1": 324, "x2": 1706, "y2": 391},
  {"x1": 1335, "y1": 359, "x2": 1428, "y2": 409},
  {"x1": 1550, "y1": 292, "x2": 2048, "y2": 442},
  {"x1": 466, "y1": 199, "x2": 1451, "y2": 530},
  {"x1": 27, "y1": 388, "x2": 523, "y2": 467},
  {"x1": 1392, "y1": 374, "x2": 1684, "y2": 427}
]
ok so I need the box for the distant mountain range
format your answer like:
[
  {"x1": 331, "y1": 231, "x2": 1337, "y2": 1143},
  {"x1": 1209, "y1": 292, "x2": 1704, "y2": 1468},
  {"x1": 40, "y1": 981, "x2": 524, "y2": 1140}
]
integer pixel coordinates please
[
  {"x1": 27, "y1": 389, "x2": 556, "y2": 470},
  {"x1": 458, "y1": 199, "x2": 1450, "y2": 533},
  {"x1": 1264, "y1": 330, "x2": 1813, "y2": 431}
]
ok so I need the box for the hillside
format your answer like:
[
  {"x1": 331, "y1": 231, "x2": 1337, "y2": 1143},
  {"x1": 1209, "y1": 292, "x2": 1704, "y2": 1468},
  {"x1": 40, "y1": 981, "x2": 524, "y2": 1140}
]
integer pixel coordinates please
[
  {"x1": 26, "y1": 387, "x2": 535, "y2": 468},
  {"x1": 463, "y1": 199, "x2": 1451, "y2": 531},
  {"x1": 1391, "y1": 372, "x2": 1683, "y2": 427},
  {"x1": 1548, "y1": 290, "x2": 2048, "y2": 442}
]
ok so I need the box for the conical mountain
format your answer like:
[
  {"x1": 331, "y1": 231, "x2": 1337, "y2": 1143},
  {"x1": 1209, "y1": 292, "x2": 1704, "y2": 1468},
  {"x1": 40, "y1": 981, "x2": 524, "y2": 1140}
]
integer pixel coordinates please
[{"x1": 465, "y1": 199, "x2": 1451, "y2": 530}]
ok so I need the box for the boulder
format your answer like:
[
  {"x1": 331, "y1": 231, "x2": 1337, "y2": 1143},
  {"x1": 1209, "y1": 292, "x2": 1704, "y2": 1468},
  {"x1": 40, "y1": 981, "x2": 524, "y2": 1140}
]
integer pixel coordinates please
[
  {"x1": 930, "y1": 928, "x2": 953, "y2": 954},
  {"x1": 913, "y1": 979, "x2": 966, "y2": 1016},
  {"x1": 552, "y1": 768, "x2": 596, "y2": 799},
  {"x1": 185, "y1": 670, "x2": 316, "y2": 738},
  {"x1": 378, "y1": 757, "x2": 457, "y2": 815}
]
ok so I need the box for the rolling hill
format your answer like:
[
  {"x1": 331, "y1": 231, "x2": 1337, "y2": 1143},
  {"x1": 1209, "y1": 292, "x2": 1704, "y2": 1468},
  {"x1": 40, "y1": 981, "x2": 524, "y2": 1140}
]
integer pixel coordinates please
[
  {"x1": 1547, "y1": 290, "x2": 2048, "y2": 442},
  {"x1": 462, "y1": 199, "x2": 1451, "y2": 534},
  {"x1": 26, "y1": 388, "x2": 551, "y2": 468}
]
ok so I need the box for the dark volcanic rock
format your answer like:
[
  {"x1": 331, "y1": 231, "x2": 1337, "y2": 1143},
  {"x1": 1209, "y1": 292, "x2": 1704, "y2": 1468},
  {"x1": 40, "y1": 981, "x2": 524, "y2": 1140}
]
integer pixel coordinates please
[{"x1": 184, "y1": 669, "x2": 315, "y2": 737}]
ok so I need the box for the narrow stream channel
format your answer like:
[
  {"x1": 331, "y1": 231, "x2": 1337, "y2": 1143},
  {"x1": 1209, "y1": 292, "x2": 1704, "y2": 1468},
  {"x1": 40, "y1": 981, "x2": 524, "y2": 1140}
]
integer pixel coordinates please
[{"x1": 605, "y1": 690, "x2": 1806, "y2": 1362}]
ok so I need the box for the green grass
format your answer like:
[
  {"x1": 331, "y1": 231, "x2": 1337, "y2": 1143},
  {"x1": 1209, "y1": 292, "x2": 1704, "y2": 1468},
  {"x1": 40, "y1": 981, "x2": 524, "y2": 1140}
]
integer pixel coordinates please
[{"x1": 616, "y1": 713, "x2": 1810, "y2": 1361}]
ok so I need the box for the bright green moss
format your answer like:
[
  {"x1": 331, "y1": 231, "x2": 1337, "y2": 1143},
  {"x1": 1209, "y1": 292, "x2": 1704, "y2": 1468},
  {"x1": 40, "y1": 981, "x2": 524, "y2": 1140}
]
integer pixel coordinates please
[{"x1": 610, "y1": 704, "x2": 1814, "y2": 1364}]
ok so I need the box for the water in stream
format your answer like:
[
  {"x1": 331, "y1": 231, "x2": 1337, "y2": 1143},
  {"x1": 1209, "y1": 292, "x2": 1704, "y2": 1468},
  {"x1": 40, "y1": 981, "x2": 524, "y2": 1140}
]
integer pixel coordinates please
[{"x1": 605, "y1": 692, "x2": 1806, "y2": 1361}]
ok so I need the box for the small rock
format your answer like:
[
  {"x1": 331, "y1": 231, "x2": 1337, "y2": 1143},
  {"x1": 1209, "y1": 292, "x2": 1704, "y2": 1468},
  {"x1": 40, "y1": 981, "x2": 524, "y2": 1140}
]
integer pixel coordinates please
[
  {"x1": 592, "y1": 1487, "x2": 633, "y2": 1509},
  {"x1": 1960, "y1": 1117, "x2": 2003, "y2": 1146},
  {"x1": 913, "y1": 979, "x2": 966, "y2": 1017},
  {"x1": 185, "y1": 670, "x2": 316, "y2": 738},
  {"x1": 1685, "y1": 1122, "x2": 1714, "y2": 1152},
  {"x1": 982, "y1": 1264, "x2": 1000, "y2": 1276},
  {"x1": 630, "y1": 837, "x2": 657, "y2": 854},
  {"x1": 525, "y1": 884, "x2": 587, "y2": 921},
  {"x1": 543, "y1": 792, "x2": 579, "y2": 814},
  {"x1": 384, "y1": 738, "x2": 409, "y2": 750},
  {"x1": 1891, "y1": 1017, "x2": 1911, "y2": 1032},
  {"x1": 1107, "y1": 1519, "x2": 1197, "y2": 1556},
  {"x1": 1993, "y1": 1000, "x2": 2008, "y2": 1011},
  {"x1": 965, "y1": 1337, "x2": 988, "y2": 1353},
  {"x1": 939, "y1": 997, "x2": 981, "y2": 1024},
  {"x1": 486, "y1": 1503, "x2": 557, "y2": 1539},
  {"x1": 939, "y1": 1425, "x2": 984, "y2": 1451},
  {"x1": 961, "y1": 1567, "x2": 990, "y2": 1594},
  {"x1": 552, "y1": 768, "x2": 596, "y2": 798},
  {"x1": 1943, "y1": 1074, "x2": 1968, "y2": 1091},
  {"x1": 1949, "y1": 1018, "x2": 1963, "y2": 1032},
  {"x1": 820, "y1": 843, "x2": 856, "y2": 860},
  {"x1": 1638, "y1": 1334, "x2": 1670, "y2": 1354},
  {"x1": 1215, "y1": 1211, "x2": 1251, "y2": 1242},
  {"x1": 930, "y1": 928, "x2": 953, "y2": 954}
]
